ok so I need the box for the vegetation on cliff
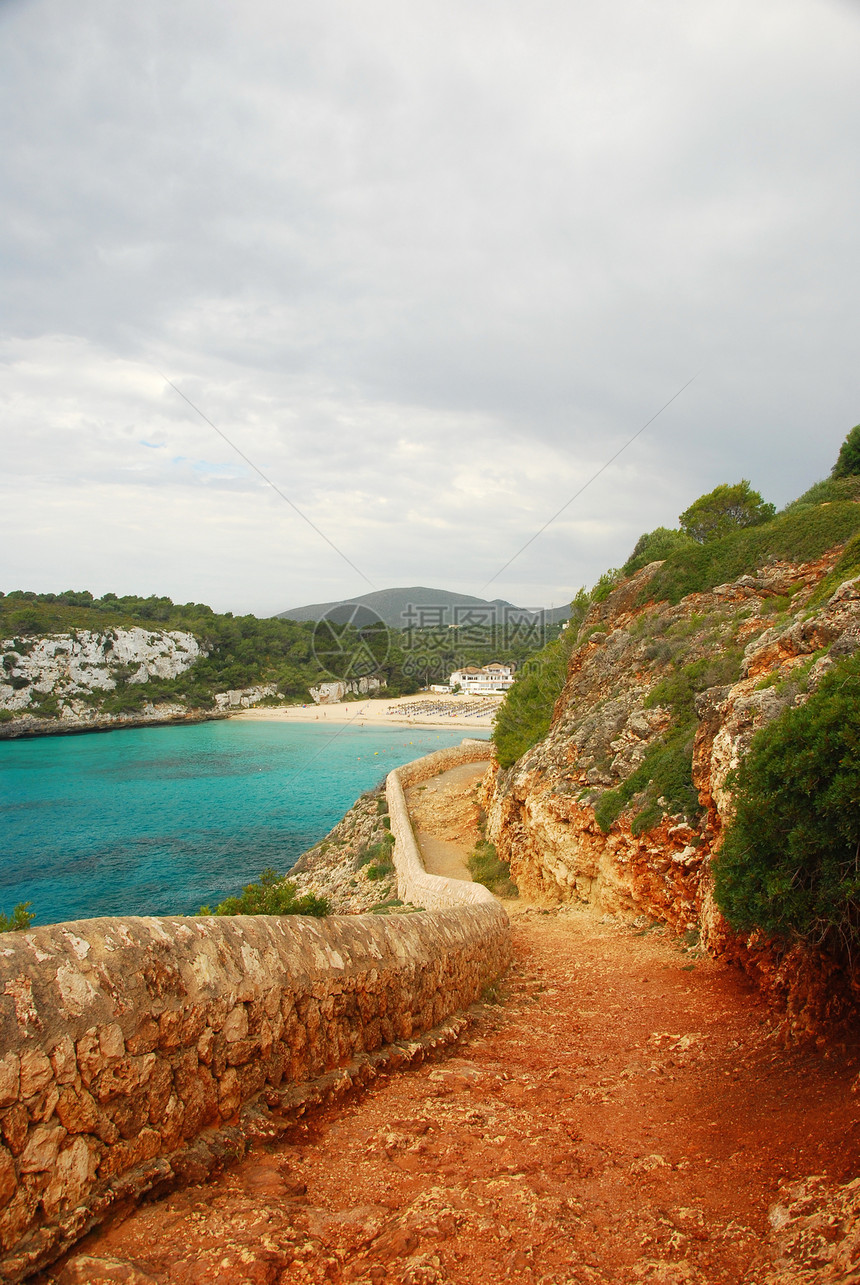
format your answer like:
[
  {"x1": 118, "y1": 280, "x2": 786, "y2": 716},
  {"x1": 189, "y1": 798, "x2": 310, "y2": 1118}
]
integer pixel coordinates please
[
  {"x1": 199, "y1": 867, "x2": 330, "y2": 917},
  {"x1": 493, "y1": 424, "x2": 860, "y2": 971},
  {"x1": 493, "y1": 631, "x2": 576, "y2": 768},
  {"x1": 713, "y1": 651, "x2": 860, "y2": 953},
  {"x1": 639, "y1": 500, "x2": 860, "y2": 607}
]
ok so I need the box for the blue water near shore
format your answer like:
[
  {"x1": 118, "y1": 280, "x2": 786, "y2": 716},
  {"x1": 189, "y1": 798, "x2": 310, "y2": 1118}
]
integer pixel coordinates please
[{"x1": 0, "y1": 719, "x2": 481, "y2": 926}]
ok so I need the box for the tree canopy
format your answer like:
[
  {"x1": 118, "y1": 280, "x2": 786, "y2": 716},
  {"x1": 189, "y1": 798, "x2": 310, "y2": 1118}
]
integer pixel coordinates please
[
  {"x1": 678, "y1": 480, "x2": 775, "y2": 544},
  {"x1": 831, "y1": 424, "x2": 860, "y2": 480}
]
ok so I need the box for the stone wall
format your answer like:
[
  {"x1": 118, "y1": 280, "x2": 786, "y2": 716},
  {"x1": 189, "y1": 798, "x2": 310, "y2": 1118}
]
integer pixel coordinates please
[
  {"x1": 387, "y1": 742, "x2": 499, "y2": 912},
  {"x1": 0, "y1": 743, "x2": 509, "y2": 1281}
]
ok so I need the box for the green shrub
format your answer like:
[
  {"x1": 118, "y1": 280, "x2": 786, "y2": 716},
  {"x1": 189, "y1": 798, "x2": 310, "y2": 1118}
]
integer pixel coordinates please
[
  {"x1": 831, "y1": 424, "x2": 860, "y2": 480},
  {"x1": 0, "y1": 902, "x2": 35, "y2": 932},
  {"x1": 200, "y1": 868, "x2": 329, "y2": 917},
  {"x1": 678, "y1": 480, "x2": 775, "y2": 544},
  {"x1": 467, "y1": 839, "x2": 518, "y2": 897},
  {"x1": 782, "y1": 474, "x2": 860, "y2": 511},
  {"x1": 493, "y1": 636, "x2": 572, "y2": 768},
  {"x1": 0, "y1": 710, "x2": 14, "y2": 724},
  {"x1": 590, "y1": 568, "x2": 623, "y2": 604},
  {"x1": 355, "y1": 833, "x2": 395, "y2": 872},
  {"x1": 713, "y1": 653, "x2": 860, "y2": 952},
  {"x1": 366, "y1": 859, "x2": 394, "y2": 881},
  {"x1": 645, "y1": 650, "x2": 743, "y2": 722},
  {"x1": 623, "y1": 526, "x2": 697, "y2": 576},
  {"x1": 641, "y1": 501, "x2": 860, "y2": 606}
]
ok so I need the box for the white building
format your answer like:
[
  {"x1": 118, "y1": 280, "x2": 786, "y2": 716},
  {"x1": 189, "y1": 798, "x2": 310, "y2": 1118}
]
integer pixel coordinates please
[{"x1": 449, "y1": 662, "x2": 515, "y2": 693}]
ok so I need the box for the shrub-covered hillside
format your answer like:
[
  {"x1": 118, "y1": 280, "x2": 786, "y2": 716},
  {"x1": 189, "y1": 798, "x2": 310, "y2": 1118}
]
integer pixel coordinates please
[{"x1": 491, "y1": 424, "x2": 860, "y2": 974}]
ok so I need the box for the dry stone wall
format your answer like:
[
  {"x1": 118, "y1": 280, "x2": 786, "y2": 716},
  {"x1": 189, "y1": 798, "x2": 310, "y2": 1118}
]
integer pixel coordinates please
[{"x1": 0, "y1": 741, "x2": 510, "y2": 1281}]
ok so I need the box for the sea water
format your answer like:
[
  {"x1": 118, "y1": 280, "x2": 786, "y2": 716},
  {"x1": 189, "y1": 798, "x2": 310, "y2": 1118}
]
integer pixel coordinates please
[{"x1": 0, "y1": 719, "x2": 481, "y2": 926}]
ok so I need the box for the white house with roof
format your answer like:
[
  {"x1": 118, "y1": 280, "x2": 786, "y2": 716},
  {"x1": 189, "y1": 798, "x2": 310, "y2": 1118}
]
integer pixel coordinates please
[{"x1": 449, "y1": 662, "x2": 515, "y2": 693}]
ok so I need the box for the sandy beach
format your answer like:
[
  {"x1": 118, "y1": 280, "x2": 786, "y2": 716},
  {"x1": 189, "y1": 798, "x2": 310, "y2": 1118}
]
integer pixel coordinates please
[{"x1": 230, "y1": 692, "x2": 502, "y2": 730}]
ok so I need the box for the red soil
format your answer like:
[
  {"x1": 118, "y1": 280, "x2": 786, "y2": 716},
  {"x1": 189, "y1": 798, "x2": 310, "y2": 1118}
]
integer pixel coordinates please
[{"x1": 45, "y1": 908, "x2": 860, "y2": 1285}]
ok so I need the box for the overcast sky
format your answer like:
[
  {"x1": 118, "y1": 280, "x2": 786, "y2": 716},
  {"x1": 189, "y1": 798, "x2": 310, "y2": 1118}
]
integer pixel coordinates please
[{"x1": 2, "y1": 0, "x2": 859, "y2": 616}]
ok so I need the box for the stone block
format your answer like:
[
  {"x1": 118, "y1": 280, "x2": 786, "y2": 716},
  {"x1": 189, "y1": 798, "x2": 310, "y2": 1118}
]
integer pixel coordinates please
[
  {"x1": 125, "y1": 1018, "x2": 159, "y2": 1056},
  {"x1": 196, "y1": 1025, "x2": 216, "y2": 1064},
  {"x1": 171, "y1": 1049, "x2": 199, "y2": 1099},
  {"x1": 0, "y1": 1146, "x2": 16, "y2": 1210},
  {"x1": 1, "y1": 1104, "x2": 29, "y2": 1156},
  {"x1": 97, "y1": 1127, "x2": 161, "y2": 1180},
  {"x1": 0, "y1": 1182, "x2": 39, "y2": 1252},
  {"x1": 19, "y1": 1122, "x2": 67, "y2": 1173},
  {"x1": 56, "y1": 1253, "x2": 160, "y2": 1284},
  {"x1": 157, "y1": 1094, "x2": 185, "y2": 1151},
  {"x1": 94, "y1": 1058, "x2": 145, "y2": 1104},
  {"x1": 28, "y1": 1082, "x2": 60, "y2": 1124},
  {"x1": 145, "y1": 1060, "x2": 173, "y2": 1125},
  {"x1": 0, "y1": 1055, "x2": 20, "y2": 1110},
  {"x1": 75, "y1": 1030, "x2": 103, "y2": 1086},
  {"x1": 55, "y1": 1085, "x2": 100, "y2": 1135},
  {"x1": 218, "y1": 1069, "x2": 241, "y2": 1120},
  {"x1": 107, "y1": 1090, "x2": 150, "y2": 1141},
  {"x1": 42, "y1": 1135, "x2": 96, "y2": 1218},
  {"x1": 221, "y1": 1004, "x2": 249, "y2": 1043},
  {"x1": 225, "y1": 1038, "x2": 259, "y2": 1067},
  {"x1": 157, "y1": 1009, "x2": 183, "y2": 1050},
  {"x1": 49, "y1": 1035, "x2": 78, "y2": 1085},
  {"x1": 98, "y1": 1023, "x2": 126, "y2": 1060}
]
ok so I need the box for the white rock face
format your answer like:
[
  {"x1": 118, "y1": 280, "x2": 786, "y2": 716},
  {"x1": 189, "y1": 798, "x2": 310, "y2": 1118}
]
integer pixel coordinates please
[
  {"x1": 213, "y1": 684, "x2": 277, "y2": 709},
  {"x1": 0, "y1": 629, "x2": 203, "y2": 713},
  {"x1": 309, "y1": 677, "x2": 382, "y2": 704}
]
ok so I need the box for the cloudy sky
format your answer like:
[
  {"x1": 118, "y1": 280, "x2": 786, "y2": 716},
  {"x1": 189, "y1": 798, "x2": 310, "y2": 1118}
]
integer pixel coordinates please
[{"x1": 2, "y1": 0, "x2": 859, "y2": 616}]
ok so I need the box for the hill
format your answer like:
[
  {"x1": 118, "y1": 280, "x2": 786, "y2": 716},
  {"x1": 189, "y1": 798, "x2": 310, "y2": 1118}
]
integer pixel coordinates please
[
  {"x1": 277, "y1": 585, "x2": 571, "y2": 629},
  {"x1": 487, "y1": 465, "x2": 860, "y2": 1039}
]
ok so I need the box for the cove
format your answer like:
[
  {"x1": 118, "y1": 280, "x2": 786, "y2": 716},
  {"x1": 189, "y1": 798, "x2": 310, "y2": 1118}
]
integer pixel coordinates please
[{"x1": 0, "y1": 719, "x2": 480, "y2": 926}]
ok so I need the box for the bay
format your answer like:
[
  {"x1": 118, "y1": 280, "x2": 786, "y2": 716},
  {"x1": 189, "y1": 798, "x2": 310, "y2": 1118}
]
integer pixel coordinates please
[{"x1": 0, "y1": 719, "x2": 480, "y2": 926}]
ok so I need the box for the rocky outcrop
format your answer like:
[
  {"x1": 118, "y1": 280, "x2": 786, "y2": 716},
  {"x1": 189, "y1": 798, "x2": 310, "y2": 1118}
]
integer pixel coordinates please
[
  {"x1": 0, "y1": 630, "x2": 202, "y2": 714},
  {"x1": 289, "y1": 788, "x2": 400, "y2": 914},
  {"x1": 309, "y1": 677, "x2": 382, "y2": 704},
  {"x1": 0, "y1": 631, "x2": 284, "y2": 739},
  {"x1": 213, "y1": 684, "x2": 277, "y2": 710},
  {"x1": 484, "y1": 551, "x2": 860, "y2": 1034}
]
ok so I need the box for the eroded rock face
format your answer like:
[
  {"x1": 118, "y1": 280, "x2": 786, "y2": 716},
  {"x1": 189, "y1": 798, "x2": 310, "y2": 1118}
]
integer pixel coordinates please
[
  {"x1": 0, "y1": 630, "x2": 202, "y2": 714},
  {"x1": 484, "y1": 552, "x2": 860, "y2": 1031},
  {"x1": 290, "y1": 788, "x2": 399, "y2": 913}
]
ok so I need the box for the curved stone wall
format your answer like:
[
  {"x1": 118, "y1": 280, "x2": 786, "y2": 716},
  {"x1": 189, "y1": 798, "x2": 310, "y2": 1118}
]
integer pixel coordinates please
[{"x1": 0, "y1": 741, "x2": 509, "y2": 1282}]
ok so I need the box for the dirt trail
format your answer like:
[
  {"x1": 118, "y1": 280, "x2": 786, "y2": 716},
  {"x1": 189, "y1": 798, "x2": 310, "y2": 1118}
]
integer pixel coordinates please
[
  {"x1": 405, "y1": 762, "x2": 489, "y2": 883},
  {"x1": 45, "y1": 769, "x2": 860, "y2": 1285}
]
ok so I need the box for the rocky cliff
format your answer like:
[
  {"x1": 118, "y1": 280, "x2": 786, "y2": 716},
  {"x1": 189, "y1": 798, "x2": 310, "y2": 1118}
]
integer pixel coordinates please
[
  {"x1": 483, "y1": 546, "x2": 860, "y2": 1037},
  {"x1": 0, "y1": 631, "x2": 274, "y2": 738}
]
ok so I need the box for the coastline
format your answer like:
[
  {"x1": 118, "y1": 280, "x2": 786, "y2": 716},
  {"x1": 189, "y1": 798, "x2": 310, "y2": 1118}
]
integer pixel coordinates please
[
  {"x1": 0, "y1": 707, "x2": 228, "y2": 741},
  {"x1": 231, "y1": 693, "x2": 501, "y2": 732}
]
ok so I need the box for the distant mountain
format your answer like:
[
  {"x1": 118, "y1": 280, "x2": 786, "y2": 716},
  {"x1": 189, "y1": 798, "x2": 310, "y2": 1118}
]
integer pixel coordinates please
[{"x1": 276, "y1": 586, "x2": 571, "y2": 630}]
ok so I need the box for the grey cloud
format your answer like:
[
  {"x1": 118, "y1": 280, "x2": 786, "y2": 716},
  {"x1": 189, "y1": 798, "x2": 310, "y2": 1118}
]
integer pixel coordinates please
[{"x1": 1, "y1": 0, "x2": 859, "y2": 611}]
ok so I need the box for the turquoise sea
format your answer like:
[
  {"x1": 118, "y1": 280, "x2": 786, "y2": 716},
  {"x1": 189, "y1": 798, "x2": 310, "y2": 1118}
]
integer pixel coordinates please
[{"x1": 0, "y1": 719, "x2": 479, "y2": 927}]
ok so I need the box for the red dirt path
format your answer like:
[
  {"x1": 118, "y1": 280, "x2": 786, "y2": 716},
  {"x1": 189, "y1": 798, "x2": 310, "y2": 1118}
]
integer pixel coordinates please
[{"x1": 46, "y1": 907, "x2": 860, "y2": 1285}]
